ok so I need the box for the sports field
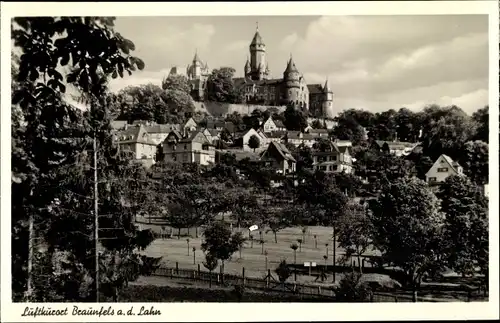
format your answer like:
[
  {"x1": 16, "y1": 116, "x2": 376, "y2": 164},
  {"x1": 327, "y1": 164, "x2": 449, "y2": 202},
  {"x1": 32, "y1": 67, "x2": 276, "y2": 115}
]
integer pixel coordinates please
[{"x1": 139, "y1": 222, "x2": 380, "y2": 284}]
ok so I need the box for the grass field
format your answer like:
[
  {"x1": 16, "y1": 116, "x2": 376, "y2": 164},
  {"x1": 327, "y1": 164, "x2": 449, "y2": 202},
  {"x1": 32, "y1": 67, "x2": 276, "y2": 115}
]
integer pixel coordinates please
[{"x1": 138, "y1": 222, "x2": 381, "y2": 284}]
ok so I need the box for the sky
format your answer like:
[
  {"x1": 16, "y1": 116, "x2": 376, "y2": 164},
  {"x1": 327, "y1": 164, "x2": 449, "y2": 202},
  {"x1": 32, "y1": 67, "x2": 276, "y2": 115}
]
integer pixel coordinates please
[{"x1": 106, "y1": 15, "x2": 488, "y2": 115}]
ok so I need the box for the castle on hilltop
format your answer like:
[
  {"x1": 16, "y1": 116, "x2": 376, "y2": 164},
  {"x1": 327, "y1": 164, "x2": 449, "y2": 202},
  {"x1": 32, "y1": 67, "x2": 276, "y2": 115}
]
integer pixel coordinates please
[{"x1": 165, "y1": 25, "x2": 336, "y2": 119}]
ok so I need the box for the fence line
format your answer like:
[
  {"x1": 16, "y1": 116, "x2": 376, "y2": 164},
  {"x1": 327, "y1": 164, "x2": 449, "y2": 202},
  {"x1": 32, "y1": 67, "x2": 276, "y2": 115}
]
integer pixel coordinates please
[{"x1": 151, "y1": 265, "x2": 423, "y2": 302}]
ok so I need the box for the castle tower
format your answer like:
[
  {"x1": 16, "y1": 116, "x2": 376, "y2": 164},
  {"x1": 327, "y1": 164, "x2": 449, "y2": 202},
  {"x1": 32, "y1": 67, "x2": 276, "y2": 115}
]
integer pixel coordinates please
[
  {"x1": 249, "y1": 23, "x2": 268, "y2": 81},
  {"x1": 283, "y1": 54, "x2": 301, "y2": 106},
  {"x1": 187, "y1": 49, "x2": 205, "y2": 80},
  {"x1": 244, "y1": 56, "x2": 251, "y2": 77},
  {"x1": 322, "y1": 78, "x2": 335, "y2": 118}
]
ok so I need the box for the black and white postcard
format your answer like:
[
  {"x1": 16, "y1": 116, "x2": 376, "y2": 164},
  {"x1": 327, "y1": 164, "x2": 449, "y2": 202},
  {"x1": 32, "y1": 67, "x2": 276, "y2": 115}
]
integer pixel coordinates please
[{"x1": 1, "y1": 1, "x2": 498, "y2": 322}]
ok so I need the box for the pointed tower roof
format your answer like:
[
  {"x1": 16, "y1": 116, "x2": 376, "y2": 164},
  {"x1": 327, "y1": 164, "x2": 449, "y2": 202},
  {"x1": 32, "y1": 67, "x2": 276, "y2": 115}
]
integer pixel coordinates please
[
  {"x1": 250, "y1": 22, "x2": 264, "y2": 46},
  {"x1": 284, "y1": 55, "x2": 299, "y2": 74},
  {"x1": 324, "y1": 78, "x2": 332, "y2": 93},
  {"x1": 193, "y1": 49, "x2": 201, "y2": 63}
]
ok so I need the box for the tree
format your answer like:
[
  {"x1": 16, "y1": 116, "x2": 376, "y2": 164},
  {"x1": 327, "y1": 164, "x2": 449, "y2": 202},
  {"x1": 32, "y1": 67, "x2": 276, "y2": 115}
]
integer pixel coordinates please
[
  {"x1": 369, "y1": 177, "x2": 445, "y2": 302},
  {"x1": 311, "y1": 119, "x2": 325, "y2": 129},
  {"x1": 11, "y1": 16, "x2": 159, "y2": 302},
  {"x1": 275, "y1": 260, "x2": 292, "y2": 291},
  {"x1": 337, "y1": 203, "x2": 373, "y2": 273},
  {"x1": 203, "y1": 253, "x2": 219, "y2": 288},
  {"x1": 457, "y1": 141, "x2": 489, "y2": 185},
  {"x1": 335, "y1": 272, "x2": 370, "y2": 302},
  {"x1": 331, "y1": 113, "x2": 366, "y2": 145},
  {"x1": 248, "y1": 134, "x2": 261, "y2": 152},
  {"x1": 295, "y1": 144, "x2": 314, "y2": 173},
  {"x1": 369, "y1": 109, "x2": 398, "y2": 141},
  {"x1": 419, "y1": 105, "x2": 477, "y2": 160},
  {"x1": 229, "y1": 189, "x2": 260, "y2": 232},
  {"x1": 472, "y1": 106, "x2": 489, "y2": 143},
  {"x1": 205, "y1": 67, "x2": 243, "y2": 103},
  {"x1": 166, "y1": 202, "x2": 190, "y2": 239},
  {"x1": 266, "y1": 210, "x2": 292, "y2": 243},
  {"x1": 436, "y1": 175, "x2": 488, "y2": 280},
  {"x1": 283, "y1": 103, "x2": 308, "y2": 131},
  {"x1": 201, "y1": 221, "x2": 246, "y2": 278}
]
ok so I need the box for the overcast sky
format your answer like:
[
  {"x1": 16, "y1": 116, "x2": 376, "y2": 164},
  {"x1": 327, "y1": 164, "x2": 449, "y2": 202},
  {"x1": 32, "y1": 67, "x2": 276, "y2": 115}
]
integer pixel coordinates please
[{"x1": 107, "y1": 15, "x2": 488, "y2": 115}]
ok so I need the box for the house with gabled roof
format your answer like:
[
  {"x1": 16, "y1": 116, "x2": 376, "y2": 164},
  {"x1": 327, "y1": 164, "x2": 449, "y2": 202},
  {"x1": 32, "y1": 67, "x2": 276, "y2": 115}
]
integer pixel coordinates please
[
  {"x1": 311, "y1": 140, "x2": 353, "y2": 174},
  {"x1": 162, "y1": 130, "x2": 215, "y2": 166},
  {"x1": 262, "y1": 116, "x2": 286, "y2": 132},
  {"x1": 145, "y1": 123, "x2": 182, "y2": 145},
  {"x1": 425, "y1": 154, "x2": 464, "y2": 188},
  {"x1": 284, "y1": 131, "x2": 318, "y2": 148},
  {"x1": 115, "y1": 125, "x2": 158, "y2": 167},
  {"x1": 260, "y1": 141, "x2": 296, "y2": 174},
  {"x1": 373, "y1": 140, "x2": 420, "y2": 157}
]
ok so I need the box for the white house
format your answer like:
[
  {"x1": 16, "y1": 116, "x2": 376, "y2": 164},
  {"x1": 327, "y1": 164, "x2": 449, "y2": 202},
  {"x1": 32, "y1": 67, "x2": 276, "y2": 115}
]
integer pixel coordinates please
[
  {"x1": 425, "y1": 154, "x2": 464, "y2": 187},
  {"x1": 240, "y1": 128, "x2": 268, "y2": 152},
  {"x1": 262, "y1": 116, "x2": 286, "y2": 132}
]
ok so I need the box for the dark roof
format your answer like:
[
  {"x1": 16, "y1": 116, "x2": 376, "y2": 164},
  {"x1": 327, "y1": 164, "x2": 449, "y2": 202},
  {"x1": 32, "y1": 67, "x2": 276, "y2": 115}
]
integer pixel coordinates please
[
  {"x1": 145, "y1": 124, "x2": 181, "y2": 134},
  {"x1": 116, "y1": 125, "x2": 156, "y2": 146},
  {"x1": 268, "y1": 141, "x2": 296, "y2": 162},
  {"x1": 179, "y1": 131, "x2": 210, "y2": 144},
  {"x1": 251, "y1": 31, "x2": 264, "y2": 46},
  {"x1": 284, "y1": 57, "x2": 299, "y2": 74},
  {"x1": 307, "y1": 84, "x2": 323, "y2": 95},
  {"x1": 274, "y1": 119, "x2": 286, "y2": 128},
  {"x1": 265, "y1": 130, "x2": 287, "y2": 138}
]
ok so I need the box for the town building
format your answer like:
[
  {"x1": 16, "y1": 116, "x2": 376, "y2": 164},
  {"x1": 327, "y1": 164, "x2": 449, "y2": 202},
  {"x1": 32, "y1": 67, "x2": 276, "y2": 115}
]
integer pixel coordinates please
[
  {"x1": 115, "y1": 125, "x2": 158, "y2": 168},
  {"x1": 283, "y1": 131, "x2": 318, "y2": 148},
  {"x1": 425, "y1": 154, "x2": 464, "y2": 188},
  {"x1": 260, "y1": 141, "x2": 297, "y2": 175},
  {"x1": 161, "y1": 130, "x2": 215, "y2": 166},
  {"x1": 262, "y1": 116, "x2": 286, "y2": 132},
  {"x1": 311, "y1": 141, "x2": 354, "y2": 174},
  {"x1": 373, "y1": 140, "x2": 420, "y2": 157}
]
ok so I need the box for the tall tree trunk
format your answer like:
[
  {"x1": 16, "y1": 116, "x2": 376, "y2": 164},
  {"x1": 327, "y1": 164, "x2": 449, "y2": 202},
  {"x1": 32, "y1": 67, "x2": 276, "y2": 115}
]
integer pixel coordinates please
[
  {"x1": 332, "y1": 226, "x2": 336, "y2": 282},
  {"x1": 195, "y1": 226, "x2": 198, "y2": 238},
  {"x1": 209, "y1": 271, "x2": 212, "y2": 288},
  {"x1": 178, "y1": 228, "x2": 181, "y2": 239},
  {"x1": 274, "y1": 231, "x2": 277, "y2": 243},
  {"x1": 25, "y1": 212, "x2": 34, "y2": 301},
  {"x1": 357, "y1": 253, "x2": 362, "y2": 274}
]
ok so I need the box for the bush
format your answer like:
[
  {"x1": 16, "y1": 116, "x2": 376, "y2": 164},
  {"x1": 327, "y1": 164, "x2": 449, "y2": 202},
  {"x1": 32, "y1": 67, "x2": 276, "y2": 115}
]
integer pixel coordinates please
[{"x1": 335, "y1": 272, "x2": 371, "y2": 302}]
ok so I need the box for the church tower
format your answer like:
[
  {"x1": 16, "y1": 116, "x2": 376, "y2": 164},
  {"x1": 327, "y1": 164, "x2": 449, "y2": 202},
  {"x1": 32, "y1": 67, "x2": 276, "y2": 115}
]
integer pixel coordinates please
[
  {"x1": 248, "y1": 23, "x2": 269, "y2": 81},
  {"x1": 283, "y1": 54, "x2": 301, "y2": 106},
  {"x1": 322, "y1": 78, "x2": 335, "y2": 118}
]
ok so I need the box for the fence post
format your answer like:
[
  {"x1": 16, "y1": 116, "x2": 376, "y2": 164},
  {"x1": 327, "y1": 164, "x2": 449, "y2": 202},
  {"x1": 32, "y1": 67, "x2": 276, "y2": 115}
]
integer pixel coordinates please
[
  {"x1": 175, "y1": 262, "x2": 179, "y2": 274},
  {"x1": 198, "y1": 263, "x2": 201, "y2": 276},
  {"x1": 266, "y1": 269, "x2": 271, "y2": 289},
  {"x1": 242, "y1": 267, "x2": 245, "y2": 287}
]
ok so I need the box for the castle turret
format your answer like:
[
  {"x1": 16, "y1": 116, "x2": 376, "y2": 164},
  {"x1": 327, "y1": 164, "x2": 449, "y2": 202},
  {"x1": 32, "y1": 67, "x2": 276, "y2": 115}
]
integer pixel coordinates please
[
  {"x1": 249, "y1": 23, "x2": 267, "y2": 81},
  {"x1": 283, "y1": 55, "x2": 301, "y2": 105},
  {"x1": 244, "y1": 57, "x2": 251, "y2": 77},
  {"x1": 322, "y1": 78, "x2": 335, "y2": 118}
]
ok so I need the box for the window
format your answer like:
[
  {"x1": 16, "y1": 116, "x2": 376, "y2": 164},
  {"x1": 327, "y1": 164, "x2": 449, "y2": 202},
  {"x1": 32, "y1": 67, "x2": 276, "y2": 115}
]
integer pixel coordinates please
[
  {"x1": 184, "y1": 144, "x2": 187, "y2": 150},
  {"x1": 437, "y1": 167, "x2": 448, "y2": 172},
  {"x1": 429, "y1": 177, "x2": 437, "y2": 182},
  {"x1": 183, "y1": 154, "x2": 188, "y2": 162},
  {"x1": 320, "y1": 166, "x2": 327, "y2": 171}
]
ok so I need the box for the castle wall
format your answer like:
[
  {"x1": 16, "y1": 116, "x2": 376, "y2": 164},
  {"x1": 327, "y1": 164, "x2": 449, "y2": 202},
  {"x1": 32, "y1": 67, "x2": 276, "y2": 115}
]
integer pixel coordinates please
[{"x1": 193, "y1": 101, "x2": 287, "y2": 117}]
